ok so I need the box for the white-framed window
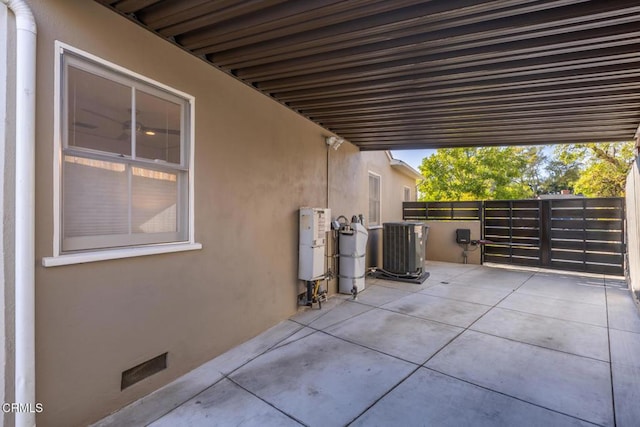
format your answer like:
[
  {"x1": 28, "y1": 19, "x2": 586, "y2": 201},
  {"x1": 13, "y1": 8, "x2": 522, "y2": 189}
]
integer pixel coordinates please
[
  {"x1": 44, "y1": 43, "x2": 200, "y2": 267},
  {"x1": 403, "y1": 186, "x2": 411, "y2": 202},
  {"x1": 368, "y1": 171, "x2": 381, "y2": 227}
]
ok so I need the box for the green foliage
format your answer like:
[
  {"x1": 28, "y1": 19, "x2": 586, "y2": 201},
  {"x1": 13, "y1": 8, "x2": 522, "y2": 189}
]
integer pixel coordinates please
[
  {"x1": 417, "y1": 146, "x2": 538, "y2": 201},
  {"x1": 417, "y1": 142, "x2": 636, "y2": 201},
  {"x1": 554, "y1": 142, "x2": 635, "y2": 197},
  {"x1": 542, "y1": 159, "x2": 581, "y2": 194}
]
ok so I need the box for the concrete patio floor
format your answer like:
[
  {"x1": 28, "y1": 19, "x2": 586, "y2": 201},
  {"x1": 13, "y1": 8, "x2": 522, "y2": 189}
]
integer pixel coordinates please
[{"x1": 94, "y1": 261, "x2": 640, "y2": 427}]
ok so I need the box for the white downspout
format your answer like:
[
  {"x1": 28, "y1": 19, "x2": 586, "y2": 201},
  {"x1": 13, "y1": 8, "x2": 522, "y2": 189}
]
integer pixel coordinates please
[{"x1": 2, "y1": 1, "x2": 36, "y2": 426}]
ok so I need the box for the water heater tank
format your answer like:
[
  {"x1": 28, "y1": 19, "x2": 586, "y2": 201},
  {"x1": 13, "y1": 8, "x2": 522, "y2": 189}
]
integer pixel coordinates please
[{"x1": 339, "y1": 223, "x2": 368, "y2": 294}]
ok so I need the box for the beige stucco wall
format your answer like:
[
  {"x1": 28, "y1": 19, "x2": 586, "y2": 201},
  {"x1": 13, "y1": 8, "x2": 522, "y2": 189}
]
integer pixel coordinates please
[
  {"x1": 9, "y1": 1, "x2": 411, "y2": 426},
  {"x1": 423, "y1": 221, "x2": 482, "y2": 265}
]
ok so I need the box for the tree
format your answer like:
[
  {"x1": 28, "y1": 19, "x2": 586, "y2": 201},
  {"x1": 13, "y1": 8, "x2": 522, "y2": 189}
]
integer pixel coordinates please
[
  {"x1": 518, "y1": 146, "x2": 547, "y2": 196},
  {"x1": 553, "y1": 142, "x2": 635, "y2": 197},
  {"x1": 417, "y1": 146, "x2": 542, "y2": 201},
  {"x1": 417, "y1": 142, "x2": 636, "y2": 200},
  {"x1": 541, "y1": 159, "x2": 581, "y2": 194}
]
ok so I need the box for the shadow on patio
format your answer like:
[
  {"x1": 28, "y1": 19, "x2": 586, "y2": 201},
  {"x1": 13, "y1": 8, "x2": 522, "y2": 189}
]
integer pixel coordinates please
[{"x1": 94, "y1": 261, "x2": 640, "y2": 427}]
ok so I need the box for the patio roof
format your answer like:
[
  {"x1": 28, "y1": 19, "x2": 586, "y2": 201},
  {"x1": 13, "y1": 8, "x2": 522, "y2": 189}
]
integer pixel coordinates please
[{"x1": 95, "y1": 0, "x2": 640, "y2": 150}]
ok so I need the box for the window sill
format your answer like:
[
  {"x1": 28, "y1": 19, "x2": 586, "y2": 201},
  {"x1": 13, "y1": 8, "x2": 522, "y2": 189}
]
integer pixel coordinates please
[{"x1": 41, "y1": 242, "x2": 203, "y2": 267}]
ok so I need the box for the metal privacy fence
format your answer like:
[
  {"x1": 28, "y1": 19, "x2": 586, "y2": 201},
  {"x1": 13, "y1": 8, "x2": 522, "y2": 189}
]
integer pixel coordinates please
[
  {"x1": 403, "y1": 198, "x2": 625, "y2": 275},
  {"x1": 402, "y1": 201, "x2": 482, "y2": 221}
]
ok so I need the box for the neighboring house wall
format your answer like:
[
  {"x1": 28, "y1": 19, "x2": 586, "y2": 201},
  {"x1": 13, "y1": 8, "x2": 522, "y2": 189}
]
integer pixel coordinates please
[
  {"x1": 360, "y1": 152, "x2": 418, "y2": 269},
  {"x1": 626, "y1": 156, "x2": 640, "y2": 301},
  {"x1": 1, "y1": 1, "x2": 412, "y2": 426}
]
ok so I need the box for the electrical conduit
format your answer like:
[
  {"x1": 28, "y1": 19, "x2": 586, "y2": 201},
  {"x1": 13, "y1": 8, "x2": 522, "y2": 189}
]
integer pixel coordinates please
[{"x1": 2, "y1": 1, "x2": 36, "y2": 426}]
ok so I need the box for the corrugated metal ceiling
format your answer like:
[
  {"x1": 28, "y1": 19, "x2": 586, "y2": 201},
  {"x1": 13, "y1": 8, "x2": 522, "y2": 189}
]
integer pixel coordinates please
[{"x1": 95, "y1": 0, "x2": 640, "y2": 150}]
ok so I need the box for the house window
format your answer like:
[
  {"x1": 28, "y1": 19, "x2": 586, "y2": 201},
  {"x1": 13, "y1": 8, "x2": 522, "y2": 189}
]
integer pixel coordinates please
[
  {"x1": 368, "y1": 172, "x2": 381, "y2": 227},
  {"x1": 57, "y1": 47, "x2": 194, "y2": 254},
  {"x1": 403, "y1": 186, "x2": 411, "y2": 202}
]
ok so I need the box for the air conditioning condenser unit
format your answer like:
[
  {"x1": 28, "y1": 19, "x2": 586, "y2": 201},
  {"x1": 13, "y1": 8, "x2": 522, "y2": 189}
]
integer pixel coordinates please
[{"x1": 374, "y1": 222, "x2": 429, "y2": 283}]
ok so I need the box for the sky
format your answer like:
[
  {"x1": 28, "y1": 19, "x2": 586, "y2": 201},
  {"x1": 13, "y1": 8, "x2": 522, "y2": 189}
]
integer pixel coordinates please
[{"x1": 390, "y1": 149, "x2": 435, "y2": 171}]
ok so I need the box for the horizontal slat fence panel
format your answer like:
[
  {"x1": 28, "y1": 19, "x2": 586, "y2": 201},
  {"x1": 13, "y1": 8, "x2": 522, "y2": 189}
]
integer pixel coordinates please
[
  {"x1": 402, "y1": 201, "x2": 482, "y2": 220},
  {"x1": 551, "y1": 219, "x2": 623, "y2": 230},
  {"x1": 550, "y1": 261, "x2": 624, "y2": 276},
  {"x1": 484, "y1": 254, "x2": 541, "y2": 267},
  {"x1": 547, "y1": 197, "x2": 625, "y2": 275},
  {"x1": 551, "y1": 240, "x2": 624, "y2": 253},
  {"x1": 425, "y1": 209, "x2": 482, "y2": 218},
  {"x1": 483, "y1": 200, "x2": 542, "y2": 268},
  {"x1": 484, "y1": 245, "x2": 540, "y2": 258},
  {"x1": 551, "y1": 250, "x2": 623, "y2": 264},
  {"x1": 482, "y1": 235, "x2": 540, "y2": 245},
  {"x1": 551, "y1": 208, "x2": 623, "y2": 219},
  {"x1": 547, "y1": 198, "x2": 624, "y2": 208},
  {"x1": 552, "y1": 229, "x2": 624, "y2": 241},
  {"x1": 486, "y1": 209, "x2": 540, "y2": 218},
  {"x1": 485, "y1": 227, "x2": 541, "y2": 238},
  {"x1": 485, "y1": 218, "x2": 540, "y2": 228},
  {"x1": 484, "y1": 200, "x2": 540, "y2": 209}
]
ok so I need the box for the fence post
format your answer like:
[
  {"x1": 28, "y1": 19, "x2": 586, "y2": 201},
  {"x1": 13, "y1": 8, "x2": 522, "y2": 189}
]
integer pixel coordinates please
[
  {"x1": 480, "y1": 201, "x2": 485, "y2": 263},
  {"x1": 540, "y1": 199, "x2": 551, "y2": 267}
]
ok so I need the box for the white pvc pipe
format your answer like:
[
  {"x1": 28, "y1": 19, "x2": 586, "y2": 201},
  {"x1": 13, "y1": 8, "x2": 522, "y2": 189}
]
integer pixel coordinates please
[{"x1": 2, "y1": 1, "x2": 36, "y2": 426}]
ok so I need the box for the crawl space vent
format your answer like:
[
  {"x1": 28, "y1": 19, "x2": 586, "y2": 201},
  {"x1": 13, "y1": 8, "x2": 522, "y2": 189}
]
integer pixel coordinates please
[{"x1": 121, "y1": 352, "x2": 167, "y2": 390}]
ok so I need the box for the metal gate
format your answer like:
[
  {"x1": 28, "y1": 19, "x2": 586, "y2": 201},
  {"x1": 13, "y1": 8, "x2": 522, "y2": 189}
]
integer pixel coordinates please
[{"x1": 483, "y1": 198, "x2": 625, "y2": 275}]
